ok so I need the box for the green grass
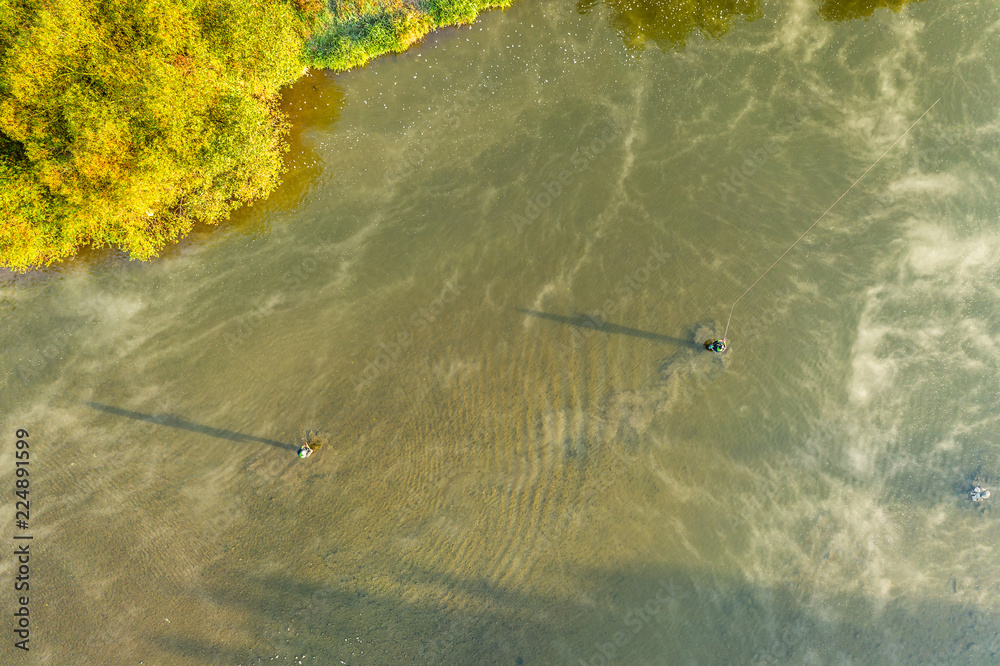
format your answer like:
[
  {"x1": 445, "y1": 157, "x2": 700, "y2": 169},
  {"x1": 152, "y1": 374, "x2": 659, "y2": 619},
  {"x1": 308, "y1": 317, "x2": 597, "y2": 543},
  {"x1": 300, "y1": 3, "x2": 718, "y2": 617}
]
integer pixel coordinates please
[{"x1": 305, "y1": 0, "x2": 511, "y2": 71}]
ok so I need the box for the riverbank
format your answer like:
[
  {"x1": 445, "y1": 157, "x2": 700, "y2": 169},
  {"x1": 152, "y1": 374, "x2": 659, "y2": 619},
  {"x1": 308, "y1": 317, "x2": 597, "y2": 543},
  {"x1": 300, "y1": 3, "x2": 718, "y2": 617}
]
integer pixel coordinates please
[
  {"x1": 0, "y1": 0, "x2": 924, "y2": 271},
  {"x1": 307, "y1": 0, "x2": 512, "y2": 71},
  {"x1": 0, "y1": 0, "x2": 510, "y2": 272}
]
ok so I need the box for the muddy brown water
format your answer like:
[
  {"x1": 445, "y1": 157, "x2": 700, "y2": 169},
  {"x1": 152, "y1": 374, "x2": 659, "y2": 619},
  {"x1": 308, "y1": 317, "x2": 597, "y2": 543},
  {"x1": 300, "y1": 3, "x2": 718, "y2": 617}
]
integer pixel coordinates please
[{"x1": 3, "y1": 0, "x2": 1000, "y2": 663}]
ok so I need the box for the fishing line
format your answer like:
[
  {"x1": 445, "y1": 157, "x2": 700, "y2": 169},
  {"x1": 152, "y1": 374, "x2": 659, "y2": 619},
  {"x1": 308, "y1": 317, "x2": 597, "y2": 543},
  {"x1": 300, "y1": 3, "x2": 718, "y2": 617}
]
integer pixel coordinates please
[{"x1": 720, "y1": 98, "x2": 941, "y2": 344}]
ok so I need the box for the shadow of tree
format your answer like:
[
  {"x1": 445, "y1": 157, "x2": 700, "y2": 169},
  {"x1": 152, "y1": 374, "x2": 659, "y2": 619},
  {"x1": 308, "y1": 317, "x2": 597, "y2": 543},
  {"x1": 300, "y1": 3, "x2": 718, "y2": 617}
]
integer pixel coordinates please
[
  {"x1": 148, "y1": 561, "x2": 1000, "y2": 664},
  {"x1": 264, "y1": 69, "x2": 345, "y2": 214},
  {"x1": 818, "y1": 0, "x2": 928, "y2": 21},
  {"x1": 576, "y1": 0, "x2": 762, "y2": 51},
  {"x1": 576, "y1": 0, "x2": 930, "y2": 52}
]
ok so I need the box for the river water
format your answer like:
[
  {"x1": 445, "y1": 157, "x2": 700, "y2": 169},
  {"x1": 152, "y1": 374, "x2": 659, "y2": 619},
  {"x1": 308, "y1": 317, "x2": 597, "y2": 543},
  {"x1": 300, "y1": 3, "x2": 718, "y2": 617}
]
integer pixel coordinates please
[{"x1": 3, "y1": 0, "x2": 1000, "y2": 663}]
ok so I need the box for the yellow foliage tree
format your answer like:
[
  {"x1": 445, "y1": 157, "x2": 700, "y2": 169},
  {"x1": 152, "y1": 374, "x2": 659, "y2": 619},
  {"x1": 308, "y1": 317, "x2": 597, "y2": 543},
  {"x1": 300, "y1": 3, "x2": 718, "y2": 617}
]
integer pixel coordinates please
[{"x1": 0, "y1": 0, "x2": 309, "y2": 269}]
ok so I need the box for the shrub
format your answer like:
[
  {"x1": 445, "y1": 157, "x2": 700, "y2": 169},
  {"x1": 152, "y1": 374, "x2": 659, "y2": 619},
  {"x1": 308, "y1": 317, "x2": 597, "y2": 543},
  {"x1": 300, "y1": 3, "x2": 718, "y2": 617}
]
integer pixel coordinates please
[
  {"x1": 0, "y1": 0, "x2": 310, "y2": 270},
  {"x1": 305, "y1": 0, "x2": 510, "y2": 71},
  {"x1": 292, "y1": 0, "x2": 327, "y2": 14},
  {"x1": 425, "y1": 0, "x2": 481, "y2": 25},
  {"x1": 0, "y1": 0, "x2": 517, "y2": 269}
]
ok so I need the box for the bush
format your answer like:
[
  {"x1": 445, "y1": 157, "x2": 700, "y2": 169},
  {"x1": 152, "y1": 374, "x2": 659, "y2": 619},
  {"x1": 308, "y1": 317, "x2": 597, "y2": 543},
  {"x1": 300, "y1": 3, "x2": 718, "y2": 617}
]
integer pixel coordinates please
[
  {"x1": 292, "y1": 0, "x2": 327, "y2": 14},
  {"x1": 0, "y1": 0, "x2": 311, "y2": 270},
  {"x1": 0, "y1": 0, "x2": 930, "y2": 270},
  {"x1": 425, "y1": 0, "x2": 481, "y2": 25},
  {"x1": 305, "y1": 0, "x2": 510, "y2": 71},
  {"x1": 0, "y1": 0, "x2": 516, "y2": 269}
]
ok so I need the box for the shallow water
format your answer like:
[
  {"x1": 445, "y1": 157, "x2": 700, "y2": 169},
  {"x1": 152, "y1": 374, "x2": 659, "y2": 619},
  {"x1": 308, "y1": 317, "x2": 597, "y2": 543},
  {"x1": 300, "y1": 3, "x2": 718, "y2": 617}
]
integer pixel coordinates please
[{"x1": 4, "y1": 0, "x2": 1000, "y2": 663}]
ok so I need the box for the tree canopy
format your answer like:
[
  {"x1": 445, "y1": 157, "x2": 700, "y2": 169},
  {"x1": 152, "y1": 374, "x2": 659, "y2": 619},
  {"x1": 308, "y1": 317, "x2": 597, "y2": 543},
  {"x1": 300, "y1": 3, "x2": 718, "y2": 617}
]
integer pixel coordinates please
[
  {"x1": 0, "y1": 0, "x2": 507, "y2": 270},
  {"x1": 0, "y1": 0, "x2": 321, "y2": 269},
  {"x1": 0, "y1": 0, "x2": 928, "y2": 270}
]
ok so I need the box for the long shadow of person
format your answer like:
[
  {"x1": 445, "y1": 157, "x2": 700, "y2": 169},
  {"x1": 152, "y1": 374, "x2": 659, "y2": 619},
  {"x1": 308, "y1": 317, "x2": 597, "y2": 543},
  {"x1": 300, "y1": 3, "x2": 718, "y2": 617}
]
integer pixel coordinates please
[
  {"x1": 515, "y1": 307, "x2": 700, "y2": 349},
  {"x1": 86, "y1": 402, "x2": 296, "y2": 451}
]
